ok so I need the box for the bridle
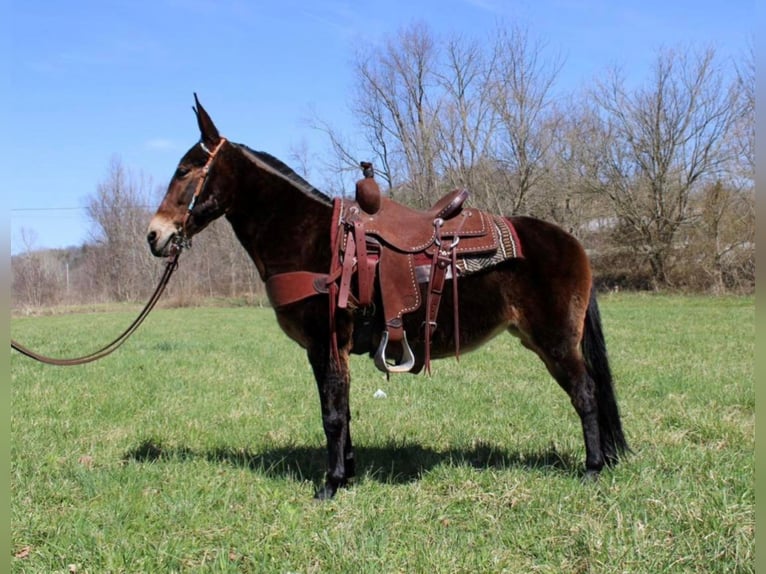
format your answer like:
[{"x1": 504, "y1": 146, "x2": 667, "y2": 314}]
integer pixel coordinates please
[
  {"x1": 10, "y1": 137, "x2": 229, "y2": 366},
  {"x1": 177, "y1": 137, "x2": 228, "y2": 248}
]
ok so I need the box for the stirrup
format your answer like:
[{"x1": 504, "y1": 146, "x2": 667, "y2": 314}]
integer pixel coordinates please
[{"x1": 374, "y1": 330, "x2": 416, "y2": 373}]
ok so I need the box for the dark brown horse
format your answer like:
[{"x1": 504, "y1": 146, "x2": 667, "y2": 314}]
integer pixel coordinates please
[{"x1": 147, "y1": 95, "x2": 628, "y2": 499}]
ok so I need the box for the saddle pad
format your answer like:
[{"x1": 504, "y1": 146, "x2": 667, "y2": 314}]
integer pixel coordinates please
[{"x1": 457, "y1": 215, "x2": 523, "y2": 273}]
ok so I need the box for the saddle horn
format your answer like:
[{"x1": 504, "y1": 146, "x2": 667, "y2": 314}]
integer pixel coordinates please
[{"x1": 355, "y1": 161, "x2": 381, "y2": 215}]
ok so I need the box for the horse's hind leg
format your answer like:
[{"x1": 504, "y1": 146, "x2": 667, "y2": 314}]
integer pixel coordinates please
[
  {"x1": 516, "y1": 328, "x2": 606, "y2": 478},
  {"x1": 545, "y1": 352, "x2": 606, "y2": 478},
  {"x1": 506, "y1": 216, "x2": 626, "y2": 478}
]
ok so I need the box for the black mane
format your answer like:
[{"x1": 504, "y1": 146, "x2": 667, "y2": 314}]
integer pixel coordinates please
[{"x1": 237, "y1": 144, "x2": 333, "y2": 206}]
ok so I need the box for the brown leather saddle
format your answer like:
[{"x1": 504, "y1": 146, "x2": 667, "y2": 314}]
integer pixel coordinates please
[
  {"x1": 266, "y1": 162, "x2": 510, "y2": 374},
  {"x1": 338, "y1": 165, "x2": 501, "y2": 373}
]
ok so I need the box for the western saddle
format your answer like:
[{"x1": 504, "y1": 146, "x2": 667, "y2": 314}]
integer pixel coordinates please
[{"x1": 266, "y1": 162, "x2": 513, "y2": 374}]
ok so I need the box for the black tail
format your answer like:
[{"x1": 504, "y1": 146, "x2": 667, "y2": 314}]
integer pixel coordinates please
[{"x1": 582, "y1": 288, "x2": 629, "y2": 464}]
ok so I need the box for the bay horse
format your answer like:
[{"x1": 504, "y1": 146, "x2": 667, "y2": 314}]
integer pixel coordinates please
[{"x1": 147, "y1": 95, "x2": 628, "y2": 499}]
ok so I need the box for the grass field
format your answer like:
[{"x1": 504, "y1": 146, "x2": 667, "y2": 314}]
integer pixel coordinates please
[{"x1": 11, "y1": 293, "x2": 753, "y2": 573}]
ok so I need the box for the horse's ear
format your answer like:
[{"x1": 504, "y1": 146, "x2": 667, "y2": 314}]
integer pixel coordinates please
[{"x1": 192, "y1": 93, "x2": 221, "y2": 146}]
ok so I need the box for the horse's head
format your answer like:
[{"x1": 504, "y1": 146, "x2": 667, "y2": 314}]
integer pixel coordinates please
[{"x1": 147, "y1": 94, "x2": 232, "y2": 257}]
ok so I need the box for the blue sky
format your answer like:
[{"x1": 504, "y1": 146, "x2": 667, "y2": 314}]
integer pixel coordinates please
[{"x1": 7, "y1": 0, "x2": 751, "y2": 254}]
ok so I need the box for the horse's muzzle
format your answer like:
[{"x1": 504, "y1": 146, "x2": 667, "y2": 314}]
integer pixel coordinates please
[{"x1": 147, "y1": 215, "x2": 181, "y2": 257}]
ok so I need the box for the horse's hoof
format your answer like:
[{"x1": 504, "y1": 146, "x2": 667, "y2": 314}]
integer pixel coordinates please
[
  {"x1": 314, "y1": 477, "x2": 348, "y2": 500},
  {"x1": 582, "y1": 469, "x2": 600, "y2": 484},
  {"x1": 314, "y1": 484, "x2": 337, "y2": 500}
]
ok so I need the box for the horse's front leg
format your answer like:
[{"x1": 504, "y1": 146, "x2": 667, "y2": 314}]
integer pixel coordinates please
[{"x1": 308, "y1": 345, "x2": 354, "y2": 500}]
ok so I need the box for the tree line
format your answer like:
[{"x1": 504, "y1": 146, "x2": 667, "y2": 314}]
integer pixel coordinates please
[{"x1": 12, "y1": 23, "x2": 753, "y2": 311}]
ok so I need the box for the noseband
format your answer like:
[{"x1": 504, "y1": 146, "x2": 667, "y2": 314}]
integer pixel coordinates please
[{"x1": 178, "y1": 137, "x2": 228, "y2": 247}]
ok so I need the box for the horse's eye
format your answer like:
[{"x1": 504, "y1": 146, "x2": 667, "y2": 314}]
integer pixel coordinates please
[{"x1": 175, "y1": 166, "x2": 190, "y2": 178}]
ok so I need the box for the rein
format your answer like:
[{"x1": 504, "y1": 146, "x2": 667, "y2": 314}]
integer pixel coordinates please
[
  {"x1": 11, "y1": 248, "x2": 181, "y2": 366},
  {"x1": 11, "y1": 137, "x2": 227, "y2": 366}
]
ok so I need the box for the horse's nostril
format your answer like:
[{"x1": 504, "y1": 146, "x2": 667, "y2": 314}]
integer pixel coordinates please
[{"x1": 147, "y1": 230, "x2": 157, "y2": 244}]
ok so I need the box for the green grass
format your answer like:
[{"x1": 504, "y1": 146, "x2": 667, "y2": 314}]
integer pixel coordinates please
[{"x1": 11, "y1": 294, "x2": 753, "y2": 573}]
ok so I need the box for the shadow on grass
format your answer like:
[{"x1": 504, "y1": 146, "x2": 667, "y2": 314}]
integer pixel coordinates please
[{"x1": 123, "y1": 438, "x2": 581, "y2": 485}]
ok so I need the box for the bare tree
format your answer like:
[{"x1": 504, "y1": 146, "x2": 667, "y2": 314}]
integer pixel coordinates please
[
  {"x1": 350, "y1": 21, "x2": 442, "y2": 205},
  {"x1": 302, "y1": 117, "x2": 362, "y2": 196},
  {"x1": 85, "y1": 156, "x2": 157, "y2": 301},
  {"x1": 696, "y1": 181, "x2": 754, "y2": 292},
  {"x1": 589, "y1": 47, "x2": 739, "y2": 288},
  {"x1": 730, "y1": 40, "x2": 754, "y2": 184},
  {"x1": 315, "y1": 22, "x2": 564, "y2": 218},
  {"x1": 543, "y1": 101, "x2": 613, "y2": 233},
  {"x1": 488, "y1": 25, "x2": 563, "y2": 215},
  {"x1": 11, "y1": 229, "x2": 62, "y2": 308},
  {"x1": 432, "y1": 34, "x2": 497, "y2": 194},
  {"x1": 694, "y1": 42, "x2": 755, "y2": 292}
]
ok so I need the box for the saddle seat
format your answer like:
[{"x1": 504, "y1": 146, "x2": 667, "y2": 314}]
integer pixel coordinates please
[{"x1": 351, "y1": 189, "x2": 492, "y2": 254}]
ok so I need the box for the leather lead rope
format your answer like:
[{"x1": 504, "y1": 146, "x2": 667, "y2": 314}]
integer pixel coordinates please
[{"x1": 10, "y1": 250, "x2": 181, "y2": 366}]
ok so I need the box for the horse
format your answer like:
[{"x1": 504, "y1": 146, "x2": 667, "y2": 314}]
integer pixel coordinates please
[{"x1": 146, "y1": 95, "x2": 628, "y2": 499}]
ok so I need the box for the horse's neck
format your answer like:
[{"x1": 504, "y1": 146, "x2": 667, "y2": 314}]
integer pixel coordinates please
[{"x1": 224, "y1": 165, "x2": 334, "y2": 280}]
